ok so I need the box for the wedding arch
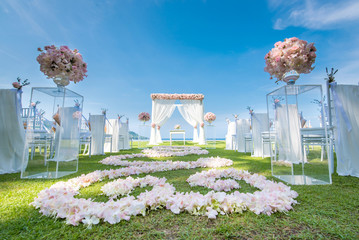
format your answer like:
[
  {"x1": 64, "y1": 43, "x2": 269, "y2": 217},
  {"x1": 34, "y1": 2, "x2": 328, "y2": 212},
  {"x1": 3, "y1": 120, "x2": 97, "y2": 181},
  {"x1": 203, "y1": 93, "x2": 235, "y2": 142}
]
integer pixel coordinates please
[{"x1": 149, "y1": 93, "x2": 206, "y2": 145}]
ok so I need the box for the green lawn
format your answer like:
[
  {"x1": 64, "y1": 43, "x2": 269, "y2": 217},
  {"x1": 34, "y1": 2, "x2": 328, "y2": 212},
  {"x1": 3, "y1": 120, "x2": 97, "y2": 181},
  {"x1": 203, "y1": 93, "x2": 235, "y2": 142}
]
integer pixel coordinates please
[{"x1": 1, "y1": 141, "x2": 358, "y2": 239}]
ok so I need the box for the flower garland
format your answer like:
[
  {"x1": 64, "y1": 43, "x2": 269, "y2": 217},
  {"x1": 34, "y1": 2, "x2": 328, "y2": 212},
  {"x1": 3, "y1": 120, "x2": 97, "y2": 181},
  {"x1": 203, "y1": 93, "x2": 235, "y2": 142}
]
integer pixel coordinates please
[
  {"x1": 187, "y1": 169, "x2": 241, "y2": 192},
  {"x1": 151, "y1": 94, "x2": 204, "y2": 100},
  {"x1": 101, "y1": 175, "x2": 169, "y2": 198},
  {"x1": 100, "y1": 146, "x2": 209, "y2": 165},
  {"x1": 31, "y1": 158, "x2": 298, "y2": 227},
  {"x1": 30, "y1": 157, "x2": 233, "y2": 226}
]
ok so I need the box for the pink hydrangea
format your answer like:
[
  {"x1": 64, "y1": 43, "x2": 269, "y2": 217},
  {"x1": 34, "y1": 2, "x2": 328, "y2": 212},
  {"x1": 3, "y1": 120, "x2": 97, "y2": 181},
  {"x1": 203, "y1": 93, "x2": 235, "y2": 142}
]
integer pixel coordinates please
[
  {"x1": 264, "y1": 37, "x2": 316, "y2": 81},
  {"x1": 204, "y1": 112, "x2": 216, "y2": 123},
  {"x1": 37, "y1": 45, "x2": 87, "y2": 83},
  {"x1": 138, "y1": 112, "x2": 150, "y2": 122}
]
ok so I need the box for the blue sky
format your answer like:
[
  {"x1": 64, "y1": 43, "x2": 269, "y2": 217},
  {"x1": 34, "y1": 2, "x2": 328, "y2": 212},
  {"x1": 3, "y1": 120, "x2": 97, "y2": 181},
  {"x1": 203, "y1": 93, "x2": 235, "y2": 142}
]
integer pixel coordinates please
[{"x1": 1, "y1": 0, "x2": 358, "y2": 138}]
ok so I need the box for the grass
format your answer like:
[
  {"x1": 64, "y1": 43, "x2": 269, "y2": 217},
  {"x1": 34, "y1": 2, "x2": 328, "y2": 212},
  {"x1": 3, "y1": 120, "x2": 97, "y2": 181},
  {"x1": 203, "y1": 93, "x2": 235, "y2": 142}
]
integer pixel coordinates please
[{"x1": 1, "y1": 141, "x2": 358, "y2": 239}]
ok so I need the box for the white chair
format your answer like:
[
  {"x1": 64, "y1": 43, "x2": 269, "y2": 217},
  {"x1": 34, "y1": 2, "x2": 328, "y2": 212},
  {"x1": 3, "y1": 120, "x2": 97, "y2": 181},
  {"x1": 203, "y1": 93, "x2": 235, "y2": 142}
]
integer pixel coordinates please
[
  {"x1": 244, "y1": 133, "x2": 253, "y2": 154},
  {"x1": 261, "y1": 131, "x2": 276, "y2": 159},
  {"x1": 80, "y1": 131, "x2": 92, "y2": 157},
  {"x1": 225, "y1": 120, "x2": 236, "y2": 150},
  {"x1": 236, "y1": 119, "x2": 251, "y2": 153},
  {"x1": 251, "y1": 113, "x2": 269, "y2": 157}
]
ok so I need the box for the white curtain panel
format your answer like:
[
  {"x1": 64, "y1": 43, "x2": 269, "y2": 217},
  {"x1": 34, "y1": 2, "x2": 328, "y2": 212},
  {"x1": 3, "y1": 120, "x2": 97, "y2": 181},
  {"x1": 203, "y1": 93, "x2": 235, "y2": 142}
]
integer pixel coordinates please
[
  {"x1": 89, "y1": 115, "x2": 105, "y2": 155},
  {"x1": 149, "y1": 99, "x2": 177, "y2": 145},
  {"x1": 332, "y1": 85, "x2": 359, "y2": 177},
  {"x1": 236, "y1": 119, "x2": 251, "y2": 152},
  {"x1": 53, "y1": 107, "x2": 80, "y2": 161},
  {"x1": 119, "y1": 121, "x2": 130, "y2": 149},
  {"x1": 276, "y1": 105, "x2": 303, "y2": 163},
  {"x1": 180, "y1": 100, "x2": 206, "y2": 145},
  {"x1": 177, "y1": 104, "x2": 199, "y2": 143},
  {"x1": 225, "y1": 121, "x2": 237, "y2": 150},
  {"x1": 0, "y1": 89, "x2": 24, "y2": 174},
  {"x1": 251, "y1": 113, "x2": 269, "y2": 157}
]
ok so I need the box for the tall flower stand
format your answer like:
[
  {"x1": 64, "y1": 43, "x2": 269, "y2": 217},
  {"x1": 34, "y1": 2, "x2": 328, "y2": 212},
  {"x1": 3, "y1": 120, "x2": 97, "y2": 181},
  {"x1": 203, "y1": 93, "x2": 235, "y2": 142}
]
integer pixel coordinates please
[
  {"x1": 266, "y1": 84, "x2": 332, "y2": 185},
  {"x1": 137, "y1": 123, "x2": 150, "y2": 149},
  {"x1": 21, "y1": 87, "x2": 84, "y2": 179},
  {"x1": 205, "y1": 124, "x2": 216, "y2": 149}
]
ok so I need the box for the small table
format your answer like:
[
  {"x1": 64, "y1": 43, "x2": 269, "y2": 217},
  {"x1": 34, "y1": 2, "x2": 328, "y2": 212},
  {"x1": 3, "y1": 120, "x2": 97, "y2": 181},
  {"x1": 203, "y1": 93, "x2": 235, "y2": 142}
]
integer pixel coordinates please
[{"x1": 170, "y1": 130, "x2": 185, "y2": 146}]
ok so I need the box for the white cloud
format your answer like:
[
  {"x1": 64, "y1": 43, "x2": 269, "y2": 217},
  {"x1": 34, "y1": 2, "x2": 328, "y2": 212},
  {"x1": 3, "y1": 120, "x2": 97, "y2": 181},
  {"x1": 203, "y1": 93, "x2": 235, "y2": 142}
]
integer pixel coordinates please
[
  {"x1": 1, "y1": 0, "x2": 51, "y2": 41},
  {"x1": 272, "y1": 0, "x2": 359, "y2": 30}
]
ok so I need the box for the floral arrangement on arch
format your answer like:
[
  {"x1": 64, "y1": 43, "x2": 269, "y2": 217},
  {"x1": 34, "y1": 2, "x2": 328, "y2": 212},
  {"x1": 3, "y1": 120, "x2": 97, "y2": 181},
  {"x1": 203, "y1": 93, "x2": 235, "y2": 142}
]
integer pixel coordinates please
[
  {"x1": 151, "y1": 94, "x2": 204, "y2": 100},
  {"x1": 138, "y1": 112, "x2": 150, "y2": 122},
  {"x1": 204, "y1": 112, "x2": 216, "y2": 124},
  {"x1": 264, "y1": 37, "x2": 316, "y2": 82},
  {"x1": 174, "y1": 124, "x2": 181, "y2": 129},
  {"x1": 37, "y1": 45, "x2": 87, "y2": 83}
]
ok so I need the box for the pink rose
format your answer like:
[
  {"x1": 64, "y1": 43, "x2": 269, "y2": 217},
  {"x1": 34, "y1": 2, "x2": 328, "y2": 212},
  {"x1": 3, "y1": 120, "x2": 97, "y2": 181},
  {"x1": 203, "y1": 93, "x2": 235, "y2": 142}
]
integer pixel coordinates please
[{"x1": 12, "y1": 82, "x2": 21, "y2": 89}]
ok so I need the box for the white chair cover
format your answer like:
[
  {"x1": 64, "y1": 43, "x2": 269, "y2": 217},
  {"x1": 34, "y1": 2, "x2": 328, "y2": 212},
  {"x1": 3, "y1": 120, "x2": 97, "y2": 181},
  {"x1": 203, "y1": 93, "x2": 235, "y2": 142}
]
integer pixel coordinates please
[
  {"x1": 0, "y1": 89, "x2": 24, "y2": 174},
  {"x1": 89, "y1": 115, "x2": 105, "y2": 155},
  {"x1": 104, "y1": 119, "x2": 119, "y2": 152},
  {"x1": 251, "y1": 113, "x2": 269, "y2": 157},
  {"x1": 119, "y1": 121, "x2": 130, "y2": 149},
  {"x1": 236, "y1": 119, "x2": 251, "y2": 152},
  {"x1": 332, "y1": 85, "x2": 359, "y2": 177},
  {"x1": 225, "y1": 121, "x2": 236, "y2": 150},
  {"x1": 276, "y1": 105, "x2": 303, "y2": 163},
  {"x1": 52, "y1": 107, "x2": 80, "y2": 161}
]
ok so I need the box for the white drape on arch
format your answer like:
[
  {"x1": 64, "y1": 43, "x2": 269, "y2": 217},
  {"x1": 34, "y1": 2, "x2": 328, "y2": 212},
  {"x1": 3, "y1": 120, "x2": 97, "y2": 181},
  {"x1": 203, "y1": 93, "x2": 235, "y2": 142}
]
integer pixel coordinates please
[
  {"x1": 149, "y1": 99, "x2": 177, "y2": 145},
  {"x1": 177, "y1": 99, "x2": 205, "y2": 144},
  {"x1": 149, "y1": 99, "x2": 206, "y2": 145}
]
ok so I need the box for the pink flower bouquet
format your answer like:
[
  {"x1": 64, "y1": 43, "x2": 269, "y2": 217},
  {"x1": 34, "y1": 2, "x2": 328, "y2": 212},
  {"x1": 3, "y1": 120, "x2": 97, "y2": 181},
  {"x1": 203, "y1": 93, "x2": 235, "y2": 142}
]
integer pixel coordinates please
[
  {"x1": 37, "y1": 45, "x2": 87, "y2": 83},
  {"x1": 138, "y1": 112, "x2": 150, "y2": 122},
  {"x1": 264, "y1": 37, "x2": 316, "y2": 82},
  {"x1": 204, "y1": 112, "x2": 216, "y2": 124},
  {"x1": 174, "y1": 124, "x2": 181, "y2": 129}
]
